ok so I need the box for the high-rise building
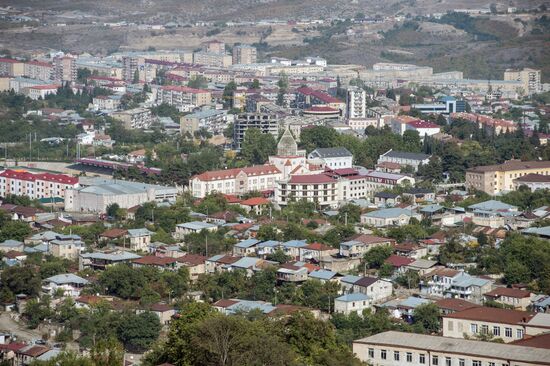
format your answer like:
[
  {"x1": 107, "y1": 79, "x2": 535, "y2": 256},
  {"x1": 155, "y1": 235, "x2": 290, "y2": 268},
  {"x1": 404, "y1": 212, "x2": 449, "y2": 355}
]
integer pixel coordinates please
[
  {"x1": 122, "y1": 56, "x2": 139, "y2": 82},
  {"x1": 232, "y1": 45, "x2": 257, "y2": 65},
  {"x1": 52, "y1": 55, "x2": 76, "y2": 83},
  {"x1": 346, "y1": 87, "x2": 366, "y2": 119},
  {"x1": 233, "y1": 113, "x2": 280, "y2": 150},
  {"x1": 203, "y1": 40, "x2": 226, "y2": 54},
  {"x1": 504, "y1": 68, "x2": 541, "y2": 95}
]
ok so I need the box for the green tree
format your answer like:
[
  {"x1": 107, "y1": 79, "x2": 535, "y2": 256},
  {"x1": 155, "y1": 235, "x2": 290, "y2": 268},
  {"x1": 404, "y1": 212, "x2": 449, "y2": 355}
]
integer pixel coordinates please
[
  {"x1": 23, "y1": 296, "x2": 53, "y2": 328},
  {"x1": 266, "y1": 249, "x2": 292, "y2": 264},
  {"x1": 240, "y1": 128, "x2": 277, "y2": 165},
  {"x1": 363, "y1": 245, "x2": 393, "y2": 269},
  {"x1": 90, "y1": 337, "x2": 124, "y2": 366},
  {"x1": 1, "y1": 265, "x2": 41, "y2": 297},
  {"x1": 0, "y1": 221, "x2": 32, "y2": 241},
  {"x1": 223, "y1": 81, "x2": 237, "y2": 108},
  {"x1": 117, "y1": 311, "x2": 162, "y2": 352},
  {"x1": 251, "y1": 79, "x2": 260, "y2": 89},
  {"x1": 413, "y1": 303, "x2": 440, "y2": 333},
  {"x1": 187, "y1": 75, "x2": 208, "y2": 89}
]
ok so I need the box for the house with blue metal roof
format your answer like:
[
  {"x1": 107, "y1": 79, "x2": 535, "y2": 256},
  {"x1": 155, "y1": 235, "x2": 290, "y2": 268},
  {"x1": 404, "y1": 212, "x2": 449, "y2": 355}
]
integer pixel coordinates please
[
  {"x1": 0, "y1": 239, "x2": 24, "y2": 252},
  {"x1": 281, "y1": 240, "x2": 308, "y2": 259},
  {"x1": 334, "y1": 293, "x2": 372, "y2": 315},
  {"x1": 127, "y1": 228, "x2": 154, "y2": 251},
  {"x1": 43, "y1": 273, "x2": 89, "y2": 297},
  {"x1": 232, "y1": 238, "x2": 260, "y2": 256},
  {"x1": 360, "y1": 208, "x2": 422, "y2": 227},
  {"x1": 308, "y1": 269, "x2": 342, "y2": 283},
  {"x1": 379, "y1": 296, "x2": 433, "y2": 321},
  {"x1": 256, "y1": 240, "x2": 282, "y2": 257},
  {"x1": 175, "y1": 221, "x2": 218, "y2": 238}
]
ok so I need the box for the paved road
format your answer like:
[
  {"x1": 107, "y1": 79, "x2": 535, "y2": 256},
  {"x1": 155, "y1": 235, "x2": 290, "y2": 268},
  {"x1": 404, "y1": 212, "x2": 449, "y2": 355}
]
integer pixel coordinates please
[{"x1": 0, "y1": 312, "x2": 43, "y2": 342}]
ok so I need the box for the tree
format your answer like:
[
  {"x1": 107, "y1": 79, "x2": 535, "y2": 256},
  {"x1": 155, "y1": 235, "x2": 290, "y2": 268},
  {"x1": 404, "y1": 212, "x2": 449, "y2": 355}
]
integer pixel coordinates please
[
  {"x1": 257, "y1": 225, "x2": 281, "y2": 241},
  {"x1": 413, "y1": 303, "x2": 440, "y2": 333},
  {"x1": 90, "y1": 337, "x2": 124, "y2": 366},
  {"x1": 503, "y1": 260, "x2": 531, "y2": 285},
  {"x1": 23, "y1": 296, "x2": 52, "y2": 328},
  {"x1": 1, "y1": 265, "x2": 41, "y2": 298},
  {"x1": 132, "y1": 69, "x2": 139, "y2": 83},
  {"x1": 98, "y1": 264, "x2": 149, "y2": 299},
  {"x1": 378, "y1": 263, "x2": 395, "y2": 278},
  {"x1": 337, "y1": 204, "x2": 361, "y2": 224},
  {"x1": 117, "y1": 311, "x2": 161, "y2": 352},
  {"x1": 266, "y1": 249, "x2": 291, "y2": 264},
  {"x1": 363, "y1": 245, "x2": 393, "y2": 269},
  {"x1": 187, "y1": 75, "x2": 208, "y2": 89},
  {"x1": 240, "y1": 128, "x2": 277, "y2": 165},
  {"x1": 251, "y1": 79, "x2": 260, "y2": 89},
  {"x1": 299, "y1": 126, "x2": 339, "y2": 152},
  {"x1": 276, "y1": 72, "x2": 289, "y2": 106},
  {"x1": 223, "y1": 81, "x2": 237, "y2": 109},
  {"x1": 106, "y1": 203, "x2": 121, "y2": 219},
  {"x1": 0, "y1": 221, "x2": 32, "y2": 242}
]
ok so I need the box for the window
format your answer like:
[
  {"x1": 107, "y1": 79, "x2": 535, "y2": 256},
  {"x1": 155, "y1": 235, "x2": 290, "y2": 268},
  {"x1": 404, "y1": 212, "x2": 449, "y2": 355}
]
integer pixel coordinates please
[
  {"x1": 473, "y1": 361, "x2": 482, "y2": 366},
  {"x1": 517, "y1": 329, "x2": 524, "y2": 339},
  {"x1": 445, "y1": 357, "x2": 451, "y2": 366},
  {"x1": 493, "y1": 326, "x2": 500, "y2": 336},
  {"x1": 470, "y1": 323, "x2": 478, "y2": 333},
  {"x1": 489, "y1": 363, "x2": 495, "y2": 366},
  {"x1": 381, "y1": 350, "x2": 386, "y2": 360},
  {"x1": 459, "y1": 359, "x2": 465, "y2": 366},
  {"x1": 394, "y1": 351, "x2": 400, "y2": 361},
  {"x1": 505, "y1": 327, "x2": 512, "y2": 337},
  {"x1": 368, "y1": 348, "x2": 374, "y2": 358},
  {"x1": 433, "y1": 355, "x2": 439, "y2": 365},
  {"x1": 448, "y1": 320, "x2": 454, "y2": 331},
  {"x1": 419, "y1": 354, "x2": 426, "y2": 364},
  {"x1": 481, "y1": 325, "x2": 488, "y2": 334},
  {"x1": 406, "y1": 352, "x2": 412, "y2": 362}
]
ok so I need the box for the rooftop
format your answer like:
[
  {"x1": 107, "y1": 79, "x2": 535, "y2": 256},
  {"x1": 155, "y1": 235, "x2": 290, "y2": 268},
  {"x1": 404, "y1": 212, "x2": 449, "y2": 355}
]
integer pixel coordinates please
[
  {"x1": 443, "y1": 307, "x2": 536, "y2": 325},
  {"x1": 467, "y1": 160, "x2": 550, "y2": 173},
  {"x1": 381, "y1": 149, "x2": 431, "y2": 161},
  {"x1": 354, "y1": 331, "x2": 550, "y2": 364}
]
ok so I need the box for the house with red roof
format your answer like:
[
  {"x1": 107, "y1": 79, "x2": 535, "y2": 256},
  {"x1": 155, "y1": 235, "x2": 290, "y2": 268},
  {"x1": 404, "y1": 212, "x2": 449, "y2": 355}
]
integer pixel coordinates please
[
  {"x1": 132, "y1": 256, "x2": 177, "y2": 271},
  {"x1": 384, "y1": 255, "x2": 415, "y2": 274},
  {"x1": 405, "y1": 120, "x2": 441, "y2": 137},
  {"x1": 176, "y1": 254, "x2": 207, "y2": 281},
  {"x1": 239, "y1": 196, "x2": 271, "y2": 215},
  {"x1": 484, "y1": 287, "x2": 534, "y2": 310}
]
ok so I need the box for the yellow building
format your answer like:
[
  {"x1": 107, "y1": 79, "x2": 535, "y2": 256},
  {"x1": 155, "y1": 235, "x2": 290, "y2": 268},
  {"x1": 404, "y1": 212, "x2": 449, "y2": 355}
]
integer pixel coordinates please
[
  {"x1": 504, "y1": 68, "x2": 541, "y2": 95},
  {"x1": 466, "y1": 160, "x2": 550, "y2": 194}
]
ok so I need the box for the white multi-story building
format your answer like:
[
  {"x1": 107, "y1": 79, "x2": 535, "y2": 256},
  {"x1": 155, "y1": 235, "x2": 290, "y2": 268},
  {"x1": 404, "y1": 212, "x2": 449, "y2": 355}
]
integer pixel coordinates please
[
  {"x1": 189, "y1": 165, "x2": 282, "y2": 198},
  {"x1": 111, "y1": 108, "x2": 155, "y2": 129},
  {"x1": 232, "y1": 45, "x2": 257, "y2": 65},
  {"x1": 346, "y1": 87, "x2": 366, "y2": 119},
  {"x1": 22, "y1": 84, "x2": 59, "y2": 100},
  {"x1": 0, "y1": 169, "x2": 79, "y2": 200},
  {"x1": 420, "y1": 268, "x2": 493, "y2": 304},
  {"x1": 504, "y1": 68, "x2": 541, "y2": 95},
  {"x1": 91, "y1": 95, "x2": 121, "y2": 111},
  {"x1": 308, "y1": 147, "x2": 353, "y2": 169},
  {"x1": 405, "y1": 120, "x2": 441, "y2": 138},
  {"x1": 378, "y1": 149, "x2": 431, "y2": 172}
]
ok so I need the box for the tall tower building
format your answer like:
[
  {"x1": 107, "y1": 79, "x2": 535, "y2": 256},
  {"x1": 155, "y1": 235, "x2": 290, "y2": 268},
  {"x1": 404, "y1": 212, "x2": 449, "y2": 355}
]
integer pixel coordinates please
[
  {"x1": 51, "y1": 54, "x2": 76, "y2": 83},
  {"x1": 232, "y1": 45, "x2": 257, "y2": 65},
  {"x1": 346, "y1": 87, "x2": 366, "y2": 119}
]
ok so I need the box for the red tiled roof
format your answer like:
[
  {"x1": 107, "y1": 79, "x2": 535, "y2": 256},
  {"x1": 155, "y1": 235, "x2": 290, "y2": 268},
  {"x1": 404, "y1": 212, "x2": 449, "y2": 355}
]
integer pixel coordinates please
[
  {"x1": 29, "y1": 84, "x2": 59, "y2": 90},
  {"x1": 304, "y1": 242, "x2": 334, "y2": 251},
  {"x1": 176, "y1": 254, "x2": 206, "y2": 266},
  {"x1": 192, "y1": 165, "x2": 281, "y2": 182},
  {"x1": 296, "y1": 86, "x2": 341, "y2": 104},
  {"x1": 0, "y1": 169, "x2": 78, "y2": 185},
  {"x1": 0, "y1": 58, "x2": 21, "y2": 63},
  {"x1": 26, "y1": 60, "x2": 52, "y2": 67},
  {"x1": 354, "y1": 276, "x2": 379, "y2": 287},
  {"x1": 150, "y1": 303, "x2": 174, "y2": 312},
  {"x1": 213, "y1": 299, "x2": 239, "y2": 308},
  {"x1": 133, "y1": 256, "x2": 177, "y2": 266},
  {"x1": 0, "y1": 342, "x2": 26, "y2": 352},
  {"x1": 434, "y1": 298, "x2": 481, "y2": 312},
  {"x1": 19, "y1": 345, "x2": 49, "y2": 357},
  {"x1": 240, "y1": 197, "x2": 270, "y2": 206},
  {"x1": 100, "y1": 228, "x2": 128, "y2": 238},
  {"x1": 443, "y1": 307, "x2": 536, "y2": 325},
  {"x1": 512, "y1": 333, "x2": 550, "y2": 349},
  {"x1": 350, "y1": 234, "x2": 395, "y2": 245},
  {"x1": 4, "y1": 250, "x2": 25, "y2": 259},
  {"x1": 223, "y1": 194, "x2": 242, "y2": 204},
  {"x1": 485, "y1": 287, "x2": 532, "y2": 299},
  {"x1": 305, "y1": 106, "x2": 339, "y2": 112},
  {"x1": 407, "y1": 120, "x2": 440, "y2": 129},
  {"x1": 385, "y1": 255, "x2": 414, "y2": 267}
]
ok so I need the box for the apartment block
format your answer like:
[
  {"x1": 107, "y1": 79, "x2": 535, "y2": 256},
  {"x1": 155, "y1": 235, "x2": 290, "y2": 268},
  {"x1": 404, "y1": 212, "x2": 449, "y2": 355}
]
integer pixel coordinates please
[
  {"x1": 0, "y1": 169, "x2": 79, "y2": 200},
  {"x1": 504, "y1": 68, "x2": 541, "y2": 95},
  {"x1": 111, "y1": 108, "x2": 155, "y2": 129},
  {"x1": 157, "y1": 85, "x2": 212, "y2": 112},
  {"x1": 24, "y1": 60, "x2": 52, "y2": 81},
  {"x1": 193, "y1": 52, "x2": 232, "y2": 67},
  {"x1": 465, "y1": 160, "x2": 550, "y2": 194},
  {"x1": 0, "y1": 58, "x2": 24, "y2": 76},
  {"x1": 232, "y1": 45, "x2": 257, "y2": 65},
  {"x1": 180, "y1": 109, "x2": 228, "y2": 135},
  {"x1": 52, "y1": 55, "x2": 76, "y2": 83}
]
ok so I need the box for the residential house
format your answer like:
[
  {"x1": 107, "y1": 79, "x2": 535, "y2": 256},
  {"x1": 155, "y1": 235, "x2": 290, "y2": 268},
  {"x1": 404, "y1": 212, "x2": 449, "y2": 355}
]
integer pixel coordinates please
[
  {"x1": 256, "y1": 240, "x2": 282, "y2": 258},
  {"x1": 281, "y1": 240, "x2": 308, "y2": 260},
  {"x1": 442, "y1": 307, "x2": 550, "y2": 342},
  {"x1": 138, "y1": 303, "x2": 176, "y2": 325},
  {"x1": 421, "y1": 269, "x2": 492, "y2": 304},
  {"x1": 227, "y1": 257, "x2": 269, "y2": 276},
  {"x1": 360, "y1": 208, "x2": 422, "y2": 227},
  {"x1": 277, "y1": 264, "x2": 308, "y2": 283},
  {"x1": 467, "y1": 199, "x2": 519, "y2": 228},
  {"x1": 373, "y1": 192, "x2": 400, "y2": 207},
  {"x1": 16, "y1": 345, "x2": 49, "y2": 365},
  {"x1": 307, "y1": 147, "x2": 353, "y2": 169},
  {"x1": 239, "y1": 197, "x2": 270, "y2": 215},
  {"x1": 99, "y1": 228, "x2": 128, "y2": 242},
  {"x1": 0, "y1": 240, "x2": 24, "y2": 253},
  {"x1": 379, "y1": 296, "x2": 433, "y2": 321},
  {"x1": 334, "y1": 293, "x2": 372, "y2": 315},
  {"x1": 49, "y1": 236, "x2": 84, "y2": 259},
  {"x1": 232, "y1": 239, "x2": 260, "y2": 257},
  {"x1": 340, "y1": 275, "x2": 362, "y2": 294},
  {"x1": 127, "y1": 228, "x2": 153, "y2": 251},
  {"x1": 531, "y1": 295, "x2": 550, "y2": 313},
  {"x1": 339, "y1": 234, "x2": 395, "y2": 258},
  {"x1": 79, "y1": 251, "x2": 141, "y2": 270},
  {"x1": 484, "y1": 287, "x2": 534, "y2": 310},
  {"x1": 205, "y1": 254, "x2": 240, "y2": 273},
  {"x1": 384, "y1": 255, "x2": 414, "y2": 275},
  {"x1": 132, "y1": 256, "x2": 177, "y2": 271},
  {"x1": 308, "y1": 269, "x2": 342, "y2": 283},
  {"x1": 402, "y1": 188, "x2": 435, "y2": 203},
  {"x1": 176, "y1": 254, "x2": 206, "y2": 281},
  {"x1": 405, "y1": 259, "x2": 438, "y2": 276},
  {"x1": 174, "y1": 221, "x2": 217, "y2": 238},
  {"x1": 393, "y1": 243, "x2": 428, "y2": 259},
  {"x1": 299, "y1": 242, "x2": 338, "y2": 262},
  {"x1": 377, "y1": 149, "x2": 431, "y2": 172},
  {"x1": 352, "y1": 277, "x2": 393, "y2": 303},
  {"x1": 42, "y1": 273, "x2": 89, "y2": 297}
]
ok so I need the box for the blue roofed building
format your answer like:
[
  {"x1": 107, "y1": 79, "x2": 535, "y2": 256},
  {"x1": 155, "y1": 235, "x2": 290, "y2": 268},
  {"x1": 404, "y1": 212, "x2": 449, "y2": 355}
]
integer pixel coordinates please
[
  {"x1": 175, "y1": 221, "x2": 218, "y2": 238},
  {"x1": 334, "y1": 293, "x2": 372, "y2": 315},
  {"x1": 308, "y1": 269, "x2": 342, "y2": 283},
  {"x1": 256, "y1": 240, "x2": 282, "y2": 257},
  {"x1": 127, "y1": 228, "x2": 154, "y2": 251},
  {"x1": 360, "y1": 208, "x2": 422, "y2": 227},
  {"x1": 281, "y1": 240, "x2": 308, "y2": 260},
  {"x1": 232, "y1": 238, "x2": 260, "y2": 256}
]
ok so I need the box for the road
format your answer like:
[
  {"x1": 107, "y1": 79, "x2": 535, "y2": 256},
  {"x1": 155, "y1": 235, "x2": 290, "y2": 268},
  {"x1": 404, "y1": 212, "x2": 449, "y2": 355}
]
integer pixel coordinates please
[{"x1": 0, "y1": 312, "x2": 43, "y2": 342}]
